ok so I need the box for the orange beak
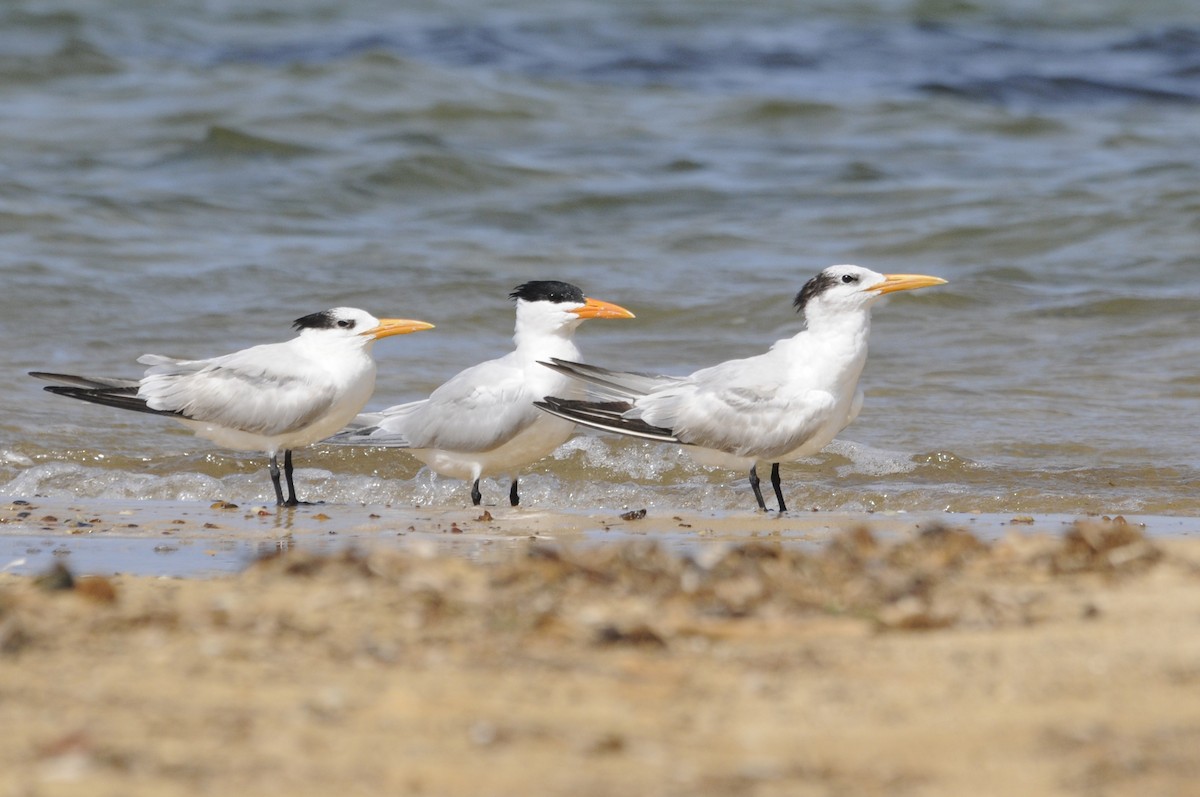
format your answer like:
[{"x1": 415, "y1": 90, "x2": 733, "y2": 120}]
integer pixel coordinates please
[
  {"x1": 361, "y1": 318, "x2": 436, "y2": 339},
  {"x1": 570, "y1": 297, "x2": 636, "y2": 320},
  {"x1": 874, "y1": 274, "x2": 948, "y2": 295}
]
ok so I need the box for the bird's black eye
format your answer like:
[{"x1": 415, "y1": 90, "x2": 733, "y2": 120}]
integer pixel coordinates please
[
  {"x1": 841, "y1": 274, "x2": 859, "y2": 284},
  {"x1": 337, "y1": 319, "x2": 354, "y2": 329}
]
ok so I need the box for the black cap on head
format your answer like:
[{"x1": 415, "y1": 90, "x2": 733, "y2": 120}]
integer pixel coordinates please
[
  {"x1": 509, "y1": 280, "x2": 586, "y2": 305},
  {"x1": 292, "y1": 309, "x2": 356, "y2": 331},
  {"x1": 792, "y1": 271, "x2": 839, "y2": 315},
  {"x1": 293, "y1": 310, "x2": 339, "y2": 330}
]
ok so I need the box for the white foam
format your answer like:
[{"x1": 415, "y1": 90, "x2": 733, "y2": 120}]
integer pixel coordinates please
[
  {"x1": 1, "y1": 449, "x2": 34, "y2": 467},
  {"x1": 552, "y1": 435, "x2": 701, "y2": 481},
  {"x1": 0, "y1": 441, "x2": 979, "y2": 514},
  {"x1": 826, "y1": 439, "x2": 919, "y2": 478},
  {"x1": 2, "y1": 463, "x2": 237, "y2": 502}
]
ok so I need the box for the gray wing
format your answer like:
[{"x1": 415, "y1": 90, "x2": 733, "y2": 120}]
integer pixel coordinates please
[
  {"x1": 334, "y1": 356, "x2": 543, "y2": 453},
  {"x1": 136, "y1": 344, "x2": 341, "y2": 436},
  {"x1": 636, "y1": 352, "x2": 835, "y2": 458}
]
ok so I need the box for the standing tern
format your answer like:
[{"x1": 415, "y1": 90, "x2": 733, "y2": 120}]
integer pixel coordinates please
[
  {"x1": 535, "y1": 265, "x2": 947, "y2": 512},
  {"x1": 31, "y1": 308, "x2": 434, "y2": 506},
  {"x1": 328, "y1": 281, "x2": 634, "y2": 506}
]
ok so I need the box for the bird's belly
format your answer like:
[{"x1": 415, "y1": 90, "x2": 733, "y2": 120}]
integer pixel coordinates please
[
  {"x1": 684, "y1": 429, "x2": 833, "y2": 470},
  {"x1": 412, "y1": 414, "x2": 576, "y2": 480},
  {"x1": 175, "y1": 419, "x2": 272, "y2": 453},
  {"x1": 684, "y1": 447, "x2": 757, "y2": 471},
  {"x1": 777, "y1": 422, "x2": 841, "y2": 462}
]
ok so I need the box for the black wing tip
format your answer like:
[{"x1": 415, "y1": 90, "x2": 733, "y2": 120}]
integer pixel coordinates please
[
  {"x1": 541, "y1": 397, "x2": 632, "y2": 413},
  {"x1": 43, "y1": 383, "x2": 139, "y2": 397},
  {"x1": 42, "y1": 384, "x2": 109, "y2": 399},
  {"x1": 40, "y1": 385, "x2": 183, "y2": 417},
  {"x1": 537, "y1": 359, "x2": 590, "y2": 379},
  {"x1": 540, "y1": 357, "x2": 596, "y2": 374},
  {"x1": 536, "y1": 396, "x2": 679, "y2": 443},
  {"x1": 30, "y1": 371, "x2": 97, "y2": 385}
]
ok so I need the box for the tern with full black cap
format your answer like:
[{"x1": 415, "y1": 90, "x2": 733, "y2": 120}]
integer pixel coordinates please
[{"x1": 329, "y1": 281, "x2": 634, "y2": 506}]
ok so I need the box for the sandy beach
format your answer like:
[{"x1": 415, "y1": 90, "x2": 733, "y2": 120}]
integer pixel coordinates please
[{"x1": 3, "y1": 499, "x2": 1200, "y2": 796}]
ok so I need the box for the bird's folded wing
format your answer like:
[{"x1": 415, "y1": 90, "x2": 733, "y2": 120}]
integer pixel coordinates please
[
  {"x1": 647, "y1": 382, "x2": 833, "y2": 459},
  {"x1": 137, "y1": 348, "x2": 340, "y2": 436},
  {"x1": 334, "y1": 360, "x2": 543, "y2": 452},
  {"x1": 411, "y1": 374, "x2": 545, "y2": 452}
]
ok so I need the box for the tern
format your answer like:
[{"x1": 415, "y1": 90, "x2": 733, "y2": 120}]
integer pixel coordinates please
[
  {"x1": 535, "y1": 265, "x2": 947, "y2": 512},
  {"x1": 328, "y1": 281, "x2": 634, "y2": 506},
  {"x1": 31, "y1": 308, "x2": 434, "y2": 506}
]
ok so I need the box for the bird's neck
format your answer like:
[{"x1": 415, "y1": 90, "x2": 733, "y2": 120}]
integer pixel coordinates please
[
  {"x1": 304, "y1": 335, "x2": 376, "y2": 374},
  {"x1": 512, "y1": 319, "x2": 582, "y2": 362},
  {"x1": 787, "y1": 307, "x2": 872, "y2": 380}
]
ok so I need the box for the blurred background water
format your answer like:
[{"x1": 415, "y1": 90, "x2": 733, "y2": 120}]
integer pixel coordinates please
[{"x1": 2, "y1": 0, "x2": 1198, "y2": 514}]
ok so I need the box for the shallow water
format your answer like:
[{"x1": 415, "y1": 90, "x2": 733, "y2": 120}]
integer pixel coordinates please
[
  {"x1": 2, "y1": 0, "x2": 1199, "y2": 515},
  {"x1": 3, "y1": 497, "x2": 1194, "y2": 578}
]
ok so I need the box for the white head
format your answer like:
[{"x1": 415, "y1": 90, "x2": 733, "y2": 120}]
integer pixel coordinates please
[
  {"x1": 509, "y1": 281, "x2": 634, "y2": 339},
  {"x1": 793, "y1": 265, "x2": 946, "y2": 325},
  {"x1": 291, "y1": 307, "x2": 434, "y2": 347}
]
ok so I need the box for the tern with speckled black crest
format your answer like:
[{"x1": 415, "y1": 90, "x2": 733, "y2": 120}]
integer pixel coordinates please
[
  {"x1": 328, "y1": 281, "x2": 634, "y2": 507},
  {"x1": 32, "y1": 308, "x2": 433, "y2": 506},
  {"x1": 535, "y1": 266, "x2": 946, "y2": 512}
]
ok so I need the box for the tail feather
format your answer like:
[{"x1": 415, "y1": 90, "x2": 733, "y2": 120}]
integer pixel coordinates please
[{"x1": 535, "y1": 396, "x2": 679, "y2": 443}]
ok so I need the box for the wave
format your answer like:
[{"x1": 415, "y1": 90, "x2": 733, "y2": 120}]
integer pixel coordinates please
[
  {"x1": 921, "y1": 75, "x2": 1200, "y2": 106},
  {"x1": 0, "y1": 36, "x2": 121, "y2": 84},
  {"x1": 5, "y1": 437, "x2": 1196, "y2": 515}
]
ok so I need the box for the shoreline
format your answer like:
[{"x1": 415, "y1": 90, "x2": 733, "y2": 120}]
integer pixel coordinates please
[
  {"x1": 3, "y1": 497, "x2": 1198, "y2": 578},
  {"x1": 2, "y1": 510, "x2": 1199, "y2": 795}
]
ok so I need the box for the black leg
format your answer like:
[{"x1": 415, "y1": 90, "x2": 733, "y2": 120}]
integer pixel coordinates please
[
  {"x1": 770, "y1": 462, "x2": 787, "y2": 513},
  {"x1": 268, "y1": 454, "x2": 286, "y2": 506},
  {"x1": 283, "y1": 449, "x2": 300, "y2": 506},
  {"x1": 748, "y1": 465, "x2": 767, "y2": 511},
  {"x1": 281, "y1": 450, "x2": 322, "y2": 505},
  {"x1": 470, "y1": 478, "x2": 482, "y2": 506},
  {"x1": 509, "y1": 477, "x2": 520, "y2": 507}
]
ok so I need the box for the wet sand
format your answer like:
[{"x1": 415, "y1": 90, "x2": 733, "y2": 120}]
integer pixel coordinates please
[{"x1": 3, "y1": 499, "x2": 1200, "y2": 795}]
